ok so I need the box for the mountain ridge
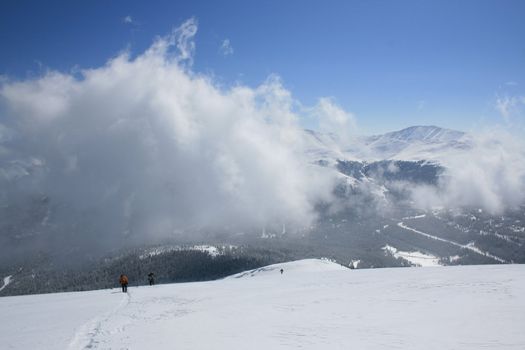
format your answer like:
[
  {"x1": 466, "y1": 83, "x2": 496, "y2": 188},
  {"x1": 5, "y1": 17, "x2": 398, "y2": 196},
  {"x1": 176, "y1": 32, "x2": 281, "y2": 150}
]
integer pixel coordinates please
[{"x1": 304, "y1": 125, "x2": 471, "y2": 162}]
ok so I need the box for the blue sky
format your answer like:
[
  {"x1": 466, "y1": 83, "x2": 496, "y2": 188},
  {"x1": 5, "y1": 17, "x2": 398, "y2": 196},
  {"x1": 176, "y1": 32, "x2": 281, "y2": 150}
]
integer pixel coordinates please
[{"x1": 1, "y1": 0, "x2": 524, "y2": 133}]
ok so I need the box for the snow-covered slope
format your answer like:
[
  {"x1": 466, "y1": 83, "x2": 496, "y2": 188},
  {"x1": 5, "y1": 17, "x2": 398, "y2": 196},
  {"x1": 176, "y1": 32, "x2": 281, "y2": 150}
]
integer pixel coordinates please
[
  {"x1": 228, "y1": 258, "x2": 347, "y2": 278},
  {"x1": 1, "y1": 259, "x2": 524, "y2": 349}
]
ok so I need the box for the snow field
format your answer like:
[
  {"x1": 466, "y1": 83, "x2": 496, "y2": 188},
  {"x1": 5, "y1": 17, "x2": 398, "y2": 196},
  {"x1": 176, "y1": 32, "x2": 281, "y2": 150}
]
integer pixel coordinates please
[{"x1": 1, "y1": 259, "x2": 524, "y2": 349}]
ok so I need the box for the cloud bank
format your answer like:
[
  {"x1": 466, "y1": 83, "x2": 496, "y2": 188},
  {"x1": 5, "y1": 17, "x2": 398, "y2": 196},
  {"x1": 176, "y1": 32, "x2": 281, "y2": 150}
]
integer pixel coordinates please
[
  {"x1": 0, "y1": 19, "x2": 338, "y2": 246},
  {"x1": 415, "y1": 129, "x2": 525, "y2": 214}
]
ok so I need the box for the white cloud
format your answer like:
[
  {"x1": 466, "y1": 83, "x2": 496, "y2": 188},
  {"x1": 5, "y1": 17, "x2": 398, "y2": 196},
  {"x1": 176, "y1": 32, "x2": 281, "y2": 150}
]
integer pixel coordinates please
[
  {"x1": 1, "y1": 72, "x2": 75, "y2": 122},
  {"x1": 312, "y1": 97, "x2": 357, "y2": 147},
  {"x1": 175, "y1": 18, "x2": 198, "y2": 63},
  {"x1": 220, "y1": 39, "x2": 234, "y2": 56},
  {"x1": 123, "y1": 15, "x2": 133, "y2": 24},
  {"x1": 495, "y1": 95, "x2": 525, "y2": 121},
  {"x1": 409, "y1": 128, "x2": 525, "y2": 214},
  {"x1": 0, "y1": 19, "x2": 337, "y2": 241}
]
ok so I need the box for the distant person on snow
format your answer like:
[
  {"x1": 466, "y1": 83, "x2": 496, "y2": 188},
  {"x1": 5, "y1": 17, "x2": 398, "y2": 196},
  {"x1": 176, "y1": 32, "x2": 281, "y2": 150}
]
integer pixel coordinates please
[
  {"x1": 280, "y1": 268, "x2": 284, "y2": 275},
  {"x1": 119, "y1": 274, "x2": 129, "y2": 293},
  {"x1": 148, "y1": 272, "x2": 155, "y2": 286}
]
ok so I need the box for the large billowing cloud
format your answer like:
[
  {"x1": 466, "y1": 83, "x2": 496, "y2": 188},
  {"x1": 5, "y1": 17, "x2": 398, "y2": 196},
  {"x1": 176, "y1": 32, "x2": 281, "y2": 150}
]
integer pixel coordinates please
[
  {"x1": 0, "y1": 18, "x2": 523, "y2": 256},
  {"x1": 411, "y1": 128, "x2": 525, "y2": 214},
  {"x1": 0, "y1": 19, "x2": 337, "y2": 245}
]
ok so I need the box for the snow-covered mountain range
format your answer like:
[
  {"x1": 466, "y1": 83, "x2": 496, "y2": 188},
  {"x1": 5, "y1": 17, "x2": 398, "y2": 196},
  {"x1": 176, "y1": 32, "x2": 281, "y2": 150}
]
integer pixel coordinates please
[{"x1": 304, "y1": 125, "x2": 471, "y2": 164}]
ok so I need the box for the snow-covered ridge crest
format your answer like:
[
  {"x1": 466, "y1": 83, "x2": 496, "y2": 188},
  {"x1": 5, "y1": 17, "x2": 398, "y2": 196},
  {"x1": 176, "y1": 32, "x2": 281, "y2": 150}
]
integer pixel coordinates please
[
  {"x1": 228, "y1": 258, "x2": 348, "y2": 279},
  {"x1": 369, "y1": 125, "x2": 465, "y2": 143}
]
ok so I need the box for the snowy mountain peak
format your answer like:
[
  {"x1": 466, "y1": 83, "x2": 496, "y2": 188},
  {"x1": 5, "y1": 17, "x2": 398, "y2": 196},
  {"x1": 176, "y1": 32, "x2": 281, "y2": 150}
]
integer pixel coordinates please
[{"x1": 369, "y1": 125, "x2": 465, "y2": 144}]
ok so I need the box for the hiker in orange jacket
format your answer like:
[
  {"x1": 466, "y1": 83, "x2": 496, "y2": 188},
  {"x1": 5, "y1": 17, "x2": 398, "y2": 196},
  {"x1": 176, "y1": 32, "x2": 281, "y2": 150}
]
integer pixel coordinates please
[{"x1": 119, "y1": 274, "x2": 129, "y2": 293}]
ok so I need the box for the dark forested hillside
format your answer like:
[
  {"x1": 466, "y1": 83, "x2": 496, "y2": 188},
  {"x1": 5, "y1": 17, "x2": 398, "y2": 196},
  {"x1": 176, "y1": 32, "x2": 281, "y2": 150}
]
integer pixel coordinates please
[{"x1": 0, "y1": 246, "x2": 290, "y2": 296}]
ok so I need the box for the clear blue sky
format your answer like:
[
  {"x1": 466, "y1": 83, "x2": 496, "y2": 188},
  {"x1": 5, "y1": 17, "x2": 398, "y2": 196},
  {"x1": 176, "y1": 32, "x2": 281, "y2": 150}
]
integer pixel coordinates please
[{"x1": 1, "y1": 0, "x2": 524, "y2": 133}]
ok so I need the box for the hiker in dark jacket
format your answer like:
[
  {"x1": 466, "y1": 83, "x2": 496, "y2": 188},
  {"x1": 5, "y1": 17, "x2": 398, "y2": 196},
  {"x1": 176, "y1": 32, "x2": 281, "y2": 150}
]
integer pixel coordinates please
[
  {"x1": 148, "y1": 272, "x2": 155, "y2": 286},
  {"x1": 119, "y1": 274, "x2": 129, "y2": 293}
]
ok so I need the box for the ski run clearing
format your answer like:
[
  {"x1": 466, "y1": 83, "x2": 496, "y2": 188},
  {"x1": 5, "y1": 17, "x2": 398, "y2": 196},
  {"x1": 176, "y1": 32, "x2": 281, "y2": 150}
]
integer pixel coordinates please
[
  {"x1": 0, "y1": 275, "x2": 12, "y2": 292},
  {"x1": 1, "y1": 259, "x2": 524, "y2": 349},
  {"x1": 382, "y1": 245, "x2": 441, "y2": 267},
  {"x1": 397, "y1": 221, "x2": 507, "y2": 263}
]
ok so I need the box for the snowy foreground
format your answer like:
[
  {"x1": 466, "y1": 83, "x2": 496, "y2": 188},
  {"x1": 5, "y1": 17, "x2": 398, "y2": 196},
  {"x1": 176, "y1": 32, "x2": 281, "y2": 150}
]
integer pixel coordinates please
[{"x1": 1, "y1": 259, "x2": 524, "y2": 349}]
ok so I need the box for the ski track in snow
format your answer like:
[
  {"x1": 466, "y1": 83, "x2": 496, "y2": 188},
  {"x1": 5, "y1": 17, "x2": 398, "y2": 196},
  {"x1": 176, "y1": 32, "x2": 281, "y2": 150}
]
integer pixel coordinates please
[
  {"x1": 67, "y1": 289, "x2": 200, "y2": 349},
  {"x1": 68, "y1": 292, "x2": 131, "y2": 350},
  {"x1": 397, "y1": 222, "x2": 507, "y2": 263},
  {"x1": 0, "y1": 275, "x2": 12, "y2": 292}
]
